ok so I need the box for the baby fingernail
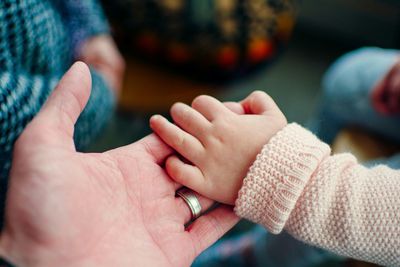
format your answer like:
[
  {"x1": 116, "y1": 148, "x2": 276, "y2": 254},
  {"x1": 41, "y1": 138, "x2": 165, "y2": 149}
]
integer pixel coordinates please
[{"x1": 150, "y1": 115, "x2": 162, "y2": 123}]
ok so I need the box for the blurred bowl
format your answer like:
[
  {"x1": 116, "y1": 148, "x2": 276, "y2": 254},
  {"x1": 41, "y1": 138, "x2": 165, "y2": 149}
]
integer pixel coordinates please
[{"x1": 102, "y1": 0, "x2": 297, "y2": 81}]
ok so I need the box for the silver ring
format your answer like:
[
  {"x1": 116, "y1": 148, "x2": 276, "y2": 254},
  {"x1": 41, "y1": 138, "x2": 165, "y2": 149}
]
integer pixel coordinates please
[{"x1": 176, "y1": 187, "x2": 202, "y2": 220}]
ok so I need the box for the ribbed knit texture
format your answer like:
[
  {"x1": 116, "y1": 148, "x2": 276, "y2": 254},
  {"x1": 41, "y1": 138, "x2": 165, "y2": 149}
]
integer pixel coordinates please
[
  {"x1": 235, "y1": 123, "x2": 400, "y2": 266},
  {"x1": 0, "y1": 0, "x2": 114, "y2": 186}
]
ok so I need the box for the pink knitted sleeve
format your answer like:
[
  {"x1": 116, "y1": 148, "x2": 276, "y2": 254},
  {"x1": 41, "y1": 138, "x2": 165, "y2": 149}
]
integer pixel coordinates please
[{"x1": 234, "y1": 123, "x2": 400, "y2": 266}]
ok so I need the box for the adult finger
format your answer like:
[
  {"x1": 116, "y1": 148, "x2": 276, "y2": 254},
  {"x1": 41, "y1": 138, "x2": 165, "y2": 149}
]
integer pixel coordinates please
[
  {"x1": 110, "y1": 134, "x2": 174, "y2": 165},
  {"x1": 175, "y1": 190, "x2": 215, "y2": 225}
]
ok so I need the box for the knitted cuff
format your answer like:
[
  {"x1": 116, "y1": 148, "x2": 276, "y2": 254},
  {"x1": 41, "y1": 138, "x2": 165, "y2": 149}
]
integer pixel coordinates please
[{"x1": 234, "y1": 123, "x2": 331, "y2": 234}]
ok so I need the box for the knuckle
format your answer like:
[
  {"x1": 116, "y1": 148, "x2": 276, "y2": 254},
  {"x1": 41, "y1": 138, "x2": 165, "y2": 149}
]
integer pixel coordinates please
[
  {"x1": 214, "y1": 116, "x2": 232, "y2": 130},
  {"x1": 172, "y1": 131, "x2": 187, "y2": 148},
  {"x1": 207, "y1": 119, "x2": 231, "y2": 144}
]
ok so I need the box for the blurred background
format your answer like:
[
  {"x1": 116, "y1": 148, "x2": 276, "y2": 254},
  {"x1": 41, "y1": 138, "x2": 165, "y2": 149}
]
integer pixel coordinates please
[
  {"x1": 91, "y1": 1, "x2": 400, "y2": 266},
  {"x1": 92, "y1": 0, "x2": 400, "y2": 152}
]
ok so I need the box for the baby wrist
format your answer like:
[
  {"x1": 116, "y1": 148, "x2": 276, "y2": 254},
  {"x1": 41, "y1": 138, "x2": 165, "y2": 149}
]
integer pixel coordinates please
[{"x1": 234, "y1": 123, "x2": 330, "y2": 233}]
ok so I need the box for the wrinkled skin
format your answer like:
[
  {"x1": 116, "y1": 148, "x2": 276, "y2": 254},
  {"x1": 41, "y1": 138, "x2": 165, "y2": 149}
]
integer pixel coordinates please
[{"x1": 0, "y1": 62, "x2": 238, "y2": 267}]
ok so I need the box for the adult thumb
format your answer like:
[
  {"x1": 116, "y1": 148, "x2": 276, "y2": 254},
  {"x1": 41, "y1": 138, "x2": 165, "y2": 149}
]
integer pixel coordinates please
[{"x1": 23, "y1": 62, "x2": 92, "y2": 149}]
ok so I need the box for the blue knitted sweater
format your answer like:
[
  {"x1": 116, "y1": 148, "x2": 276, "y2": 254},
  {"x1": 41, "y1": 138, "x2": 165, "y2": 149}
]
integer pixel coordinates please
[{"x1": 0, "y1": 1, "x2": 114, "y2": 180}]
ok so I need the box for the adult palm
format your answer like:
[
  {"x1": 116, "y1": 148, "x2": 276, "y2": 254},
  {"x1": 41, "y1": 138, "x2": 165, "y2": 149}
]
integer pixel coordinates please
[{"x1": 0, "y1": 63, "x2": 238, "y2": 267}]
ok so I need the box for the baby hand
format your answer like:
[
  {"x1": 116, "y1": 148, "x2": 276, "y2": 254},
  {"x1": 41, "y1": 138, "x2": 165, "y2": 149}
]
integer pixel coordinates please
[{"x1": 150, "y1": 91, "x2": 287, "y2": 205}]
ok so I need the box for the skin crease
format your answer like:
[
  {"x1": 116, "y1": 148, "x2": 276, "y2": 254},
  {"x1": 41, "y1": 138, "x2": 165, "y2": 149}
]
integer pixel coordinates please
[
  {"x1": 150, "y1": 91, "x2": 288, "y2": 205},
  {"x1": 371, "y1": 59, "x2": 400, "y2": 115},
  {"x1": 78, "y1": 34, "x2": 126, "y2": 95},
  {"x1": 0, "y1": 62, "x2": 239, "y2": 267}
]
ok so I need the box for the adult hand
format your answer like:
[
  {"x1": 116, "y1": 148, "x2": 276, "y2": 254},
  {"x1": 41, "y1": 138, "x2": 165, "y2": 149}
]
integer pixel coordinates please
[
  {"x1": 78, "y1": 35, "x2": 125, "y2": 94},
  {"x1": 0, "y1": 62, "x2": 238, "y2": 267},
  {"x1": 371, "y1": 60, "x2": 400, "y2": 115}
]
